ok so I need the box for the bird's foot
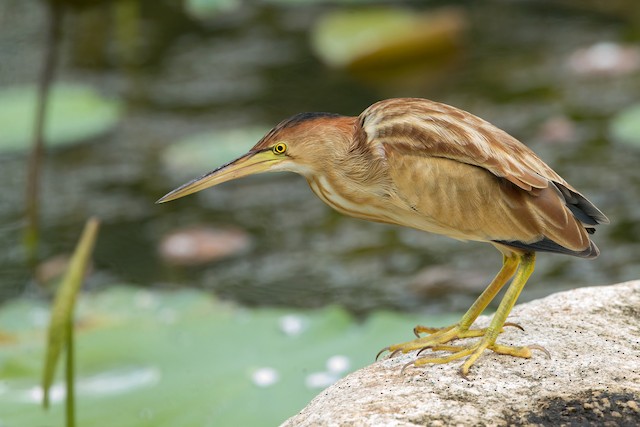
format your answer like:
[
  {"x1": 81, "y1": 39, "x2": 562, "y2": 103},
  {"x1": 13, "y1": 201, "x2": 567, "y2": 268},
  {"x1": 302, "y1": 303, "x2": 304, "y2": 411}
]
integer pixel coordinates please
[
  {"x1": 412, "y1": 321, "x2": 523, "y2": 337},
  {"x1": 376, "y1": 322, "x2": 549, "y2": 377},
  {"x1": 403, "y1": 339, "x2": 550, "y2": 378},
  {"x1": 376, "y1": 322, "x2": 520, "y2": 359}
]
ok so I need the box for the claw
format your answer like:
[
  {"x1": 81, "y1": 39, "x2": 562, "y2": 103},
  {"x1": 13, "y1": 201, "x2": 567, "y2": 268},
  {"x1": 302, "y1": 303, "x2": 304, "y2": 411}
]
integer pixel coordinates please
[
  {"x1": 375, "y1": 346, "x2": 390, "y2": 361},
  {"x1": 528, "y1": 344, "x2": 551, "y2": 359},
  {"x1": 458, "y1": 366, "x2": 470, "y2": 380},
  {"x1": 503, "y1": 321, "x2": 524, "y2": 331},
  {"x1": 416, "y1": 346, "x2": 433, "y2": 357},
  {"x1": 400, "y1": 360, "x2": 415, "y2": 375},
  {"x1": 416, "y1": 343, "x2": 472, "y2": 358},
  {"x1": 389, "y1": 349, "x2": 401, "y2": 358}
]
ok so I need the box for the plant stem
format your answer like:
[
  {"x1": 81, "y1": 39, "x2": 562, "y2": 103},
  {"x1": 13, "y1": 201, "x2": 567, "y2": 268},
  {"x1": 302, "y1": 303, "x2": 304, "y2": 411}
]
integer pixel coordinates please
[
  {"x1": 24, "y1": 0, "x2": 64, "y2": 264},
  {"x1": 65, "y1": 318, "x2": 76, "y2": 427},
  {"x1": 42, "y1": 217, "x2": 100, "y2": 410}
]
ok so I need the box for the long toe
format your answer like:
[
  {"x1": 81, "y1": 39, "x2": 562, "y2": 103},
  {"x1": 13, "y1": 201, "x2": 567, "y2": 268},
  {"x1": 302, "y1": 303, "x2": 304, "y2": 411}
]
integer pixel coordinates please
[{"x1": 384, "y1": 323, "x2": 515, "y2": 357}]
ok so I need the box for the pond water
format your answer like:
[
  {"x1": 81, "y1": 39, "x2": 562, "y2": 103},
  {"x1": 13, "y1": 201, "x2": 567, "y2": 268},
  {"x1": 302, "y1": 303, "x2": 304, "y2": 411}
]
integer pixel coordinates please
[{"x1": 1, "y1": 0, "x2": 639, "y2": 316}]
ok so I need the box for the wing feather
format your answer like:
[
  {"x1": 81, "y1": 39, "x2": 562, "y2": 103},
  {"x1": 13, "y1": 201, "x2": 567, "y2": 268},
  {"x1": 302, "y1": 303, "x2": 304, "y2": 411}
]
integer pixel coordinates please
[
  {"x1": 359, "y1": 98, "x2": 608, "y2": 226},
  {"x1": 361, "y1": 98, "x2": 561, "y2": 191}
]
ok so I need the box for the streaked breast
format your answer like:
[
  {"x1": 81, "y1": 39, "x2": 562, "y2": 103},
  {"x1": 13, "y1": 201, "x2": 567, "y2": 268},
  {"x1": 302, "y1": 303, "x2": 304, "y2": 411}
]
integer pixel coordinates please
[{"x1": 307, "y1": 176, "x2": 397, "y2": 224}]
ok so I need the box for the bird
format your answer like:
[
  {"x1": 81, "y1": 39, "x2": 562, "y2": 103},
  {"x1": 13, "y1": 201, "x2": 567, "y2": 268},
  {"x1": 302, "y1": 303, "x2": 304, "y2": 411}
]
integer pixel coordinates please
[{"x1": 158, "y1": 98, "x2": 608, "y2": 377}]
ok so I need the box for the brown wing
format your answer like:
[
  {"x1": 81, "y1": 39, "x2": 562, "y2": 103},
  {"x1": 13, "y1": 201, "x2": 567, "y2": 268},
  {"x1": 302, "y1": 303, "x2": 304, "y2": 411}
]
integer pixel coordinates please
[
  {"x1": 361, "y1": 98, "x2": 568, "y2": 191},
  {"x1": 358, "y1": 98, "x2": 608, "y2": 256}
]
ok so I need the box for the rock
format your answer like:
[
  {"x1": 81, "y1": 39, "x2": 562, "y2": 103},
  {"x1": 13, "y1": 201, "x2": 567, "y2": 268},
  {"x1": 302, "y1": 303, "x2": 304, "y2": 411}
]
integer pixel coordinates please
[{"x1": 282, "y1": 281, "x2": 640, "y2": 426}]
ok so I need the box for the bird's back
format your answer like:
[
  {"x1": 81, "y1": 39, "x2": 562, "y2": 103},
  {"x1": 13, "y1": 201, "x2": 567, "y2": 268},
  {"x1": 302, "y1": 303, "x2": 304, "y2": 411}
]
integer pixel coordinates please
[{"x1": 351, "y1": 98, "x2": 608, "y2": 257}]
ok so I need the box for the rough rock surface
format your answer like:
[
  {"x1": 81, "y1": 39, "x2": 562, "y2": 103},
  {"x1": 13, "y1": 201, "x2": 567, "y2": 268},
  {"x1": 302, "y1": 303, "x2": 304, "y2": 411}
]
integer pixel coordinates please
[{"x1": 282, "y1": 281, "x2": 640, "y2": 426}]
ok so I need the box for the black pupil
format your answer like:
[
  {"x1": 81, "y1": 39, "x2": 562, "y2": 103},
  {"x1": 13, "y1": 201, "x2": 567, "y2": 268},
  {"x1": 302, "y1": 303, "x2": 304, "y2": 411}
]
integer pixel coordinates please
[{"x1": 276, "y1": 145, "x2": 284, "y2": 153}]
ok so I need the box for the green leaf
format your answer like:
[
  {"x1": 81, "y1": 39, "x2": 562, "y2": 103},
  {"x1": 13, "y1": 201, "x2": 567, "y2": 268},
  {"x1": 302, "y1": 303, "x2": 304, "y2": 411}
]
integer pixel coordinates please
[
  {"x1": 184, "y1": 0, "x2": 241, "y2": 20},
  {"x1": 610, "y1": 103, "x2": 640, "y2": 147},
  {"x1": 185, "y1": 0, "x2": 380, "y2": 15},
  {"x1": 0, "y1": 286, "x2": 459, "y2": 426},
  {"x1": 311, "y1": 8, "x2": 465, "y2": 70},
  {"x1": 41, "y1": 217, "x2": 100, "y2": 409},
  {"x1": 265, "y1": 0, "x2": 381, "y2": 4},
  {"x1": 161, "y1": 127, "x2": 268, "y2": 181},
  {"x1": 0, "y1": 84, "x2": 121, "y2": 152}
]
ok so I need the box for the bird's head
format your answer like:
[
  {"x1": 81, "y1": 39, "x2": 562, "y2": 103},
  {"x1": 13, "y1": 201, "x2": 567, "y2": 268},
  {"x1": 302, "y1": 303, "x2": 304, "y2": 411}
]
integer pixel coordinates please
[{"x1": 157, "y1": 112, "x2": 357, "y2": 203}]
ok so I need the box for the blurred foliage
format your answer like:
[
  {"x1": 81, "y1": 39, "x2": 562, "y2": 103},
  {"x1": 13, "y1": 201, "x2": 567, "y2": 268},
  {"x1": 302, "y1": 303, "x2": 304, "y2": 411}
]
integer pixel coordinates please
[
  {"x1": 161, "y1": 127, "x2": 268, "y2": 182},
  {"x1": 311, "y1": 7, "x2": 465, "y2": 71},
  {"x1": 185, "y1": 0, "x2": 241, "y2": 19},
  {"x1": 0, "y1": 286, "x2": 458, "y2": 426},
  {"x1": 48, "y1": 0, "x2": 113, "y2": 10},
  {"x1": 610, "y1": 103, "x2": 640, "y2": 147},
  {"x1": 0, "y1": 84, "x2": 121, "y2": 152},
  {"x1": 185, "y1": 0, "x2": 383, "y2": 19}
]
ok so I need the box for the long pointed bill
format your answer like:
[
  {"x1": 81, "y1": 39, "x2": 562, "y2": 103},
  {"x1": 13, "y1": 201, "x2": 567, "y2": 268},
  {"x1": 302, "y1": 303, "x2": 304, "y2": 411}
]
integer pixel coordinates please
[{"x1": 157, "y1": 149, "x2": 279, "y2": 203}]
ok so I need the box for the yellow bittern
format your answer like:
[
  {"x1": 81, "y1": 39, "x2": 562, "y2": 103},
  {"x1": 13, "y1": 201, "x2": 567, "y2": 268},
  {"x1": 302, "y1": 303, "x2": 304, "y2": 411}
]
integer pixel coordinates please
[{"x1": 158, "y1": 98, "x2": 608, "y2": 377}]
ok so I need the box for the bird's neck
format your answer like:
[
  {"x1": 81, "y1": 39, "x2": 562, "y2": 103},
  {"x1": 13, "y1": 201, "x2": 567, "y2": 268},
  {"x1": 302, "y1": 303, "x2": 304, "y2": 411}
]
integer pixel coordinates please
[{"x1": 304, "y1": 118, "x2": 394, "y2": 221}]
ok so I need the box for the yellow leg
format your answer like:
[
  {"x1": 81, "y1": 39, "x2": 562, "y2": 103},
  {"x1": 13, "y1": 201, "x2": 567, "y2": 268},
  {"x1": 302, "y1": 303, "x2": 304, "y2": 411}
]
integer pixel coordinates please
[
  {"x1": 449, "y1": 254, "x2": 520, "y2": 331},
  {"x1": 381, "y1": 255, "x2": 518, "y2": 356},
  {"x1": 458, "y1": 252, "x2": 536, "y2": 376},
  {"x1": 383, "y1": 253, "x2": 546, "y2": 377}
]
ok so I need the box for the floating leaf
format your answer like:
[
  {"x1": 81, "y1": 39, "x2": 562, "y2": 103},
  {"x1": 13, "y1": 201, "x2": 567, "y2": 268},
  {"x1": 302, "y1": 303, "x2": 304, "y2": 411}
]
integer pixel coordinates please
[
  {"x1": 0, "y1": 84, "x2": 121, "y2": 153},
  {"x1": 42, "y1": 218, "x2": 100, "y2": 409},
  {"x1": 0, "y1": 286, "x2": 459, "y2": 426},
  {"x1": 161, "y1": 127, "x2": 267, "y2": 181},
  {"x1": 184, "y1": 0, "x2": 241, "y2": 20},
  {"x1": 311, "y1": 8, "x2": 466, "y2": 71},
  {"x1": 610, "y1": 103, "x2": 640, "y2": 147},
  {"x1": 265, "y1": 0, "x2": 377, "y2": 4}
]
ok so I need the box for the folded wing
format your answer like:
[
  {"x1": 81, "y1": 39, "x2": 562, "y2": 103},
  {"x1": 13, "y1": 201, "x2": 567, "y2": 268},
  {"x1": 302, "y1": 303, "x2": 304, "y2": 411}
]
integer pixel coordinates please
[{"x1": 359, "y1": 98, "x2": 608, "y2": 257}]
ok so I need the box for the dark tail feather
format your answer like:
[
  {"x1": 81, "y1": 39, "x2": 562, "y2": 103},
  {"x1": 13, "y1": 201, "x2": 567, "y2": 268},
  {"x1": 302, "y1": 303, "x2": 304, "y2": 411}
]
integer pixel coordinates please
[
  {"x1": 493, "y1": 237, "x2": 600, "y2": 259},
  {"x1": 495, "y1": 182, "x2": 605, "y2": 259},
  {"x1": 553, "y1": 182, "x2": 609, "y2": 226}
]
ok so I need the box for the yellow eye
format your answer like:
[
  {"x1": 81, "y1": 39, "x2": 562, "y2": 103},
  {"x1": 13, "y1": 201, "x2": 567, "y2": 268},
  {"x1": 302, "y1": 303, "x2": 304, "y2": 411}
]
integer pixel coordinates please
[{"x1": 272, "y1": 142, "x2": 287, "y2": 155}]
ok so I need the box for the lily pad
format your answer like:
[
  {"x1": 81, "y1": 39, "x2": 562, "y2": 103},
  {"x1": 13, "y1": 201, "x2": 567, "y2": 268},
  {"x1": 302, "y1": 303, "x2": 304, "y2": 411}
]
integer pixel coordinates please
[
  {"x1": 0, "y1": 84, "x2": 121, "y2": 153},
  {"x1": 184, "y1": 0, "x2": 242, "y2": 20},
  {"x1": 311, "y1": 8, "x2": 466, "y2": 71},
  {"x1": 266, "y1": 0, "x2": 374, "y2": 3},
  {"x1": 187, "y1": 0, "x2": 376, "y2": 12},
  {"x1": 0, "y1": 286, "x2": 458, "y2": 426},
  {"x1": 610, "y1": 103, "x2": 640, "y2": 147},
  {"x1": 161, "y1": 127, "x2": 268, "y2": 181}
]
